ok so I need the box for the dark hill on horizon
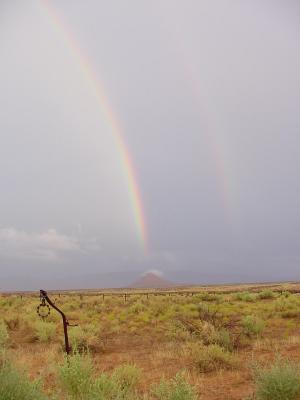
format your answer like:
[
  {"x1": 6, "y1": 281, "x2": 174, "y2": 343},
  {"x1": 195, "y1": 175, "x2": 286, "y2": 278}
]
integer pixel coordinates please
[{"x1": 129, "y1": 272, "x2": 174, "y2": 289}]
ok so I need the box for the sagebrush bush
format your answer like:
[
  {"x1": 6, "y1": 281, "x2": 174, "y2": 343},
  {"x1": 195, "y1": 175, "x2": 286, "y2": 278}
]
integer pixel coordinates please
[
  {"x1": 68, "y1": 324, "x2": 104, "y2": 353},
  {"x1": 274, "y1": 298, "x2": 290, "y2": 312},
  {"x1": 253, "y1": 359, "x2": 300, "y2": 400},
  {"x1": 197, "y1": 321, "x2": 217, "y2": 345},
  {"x1": 179, "y1": 319, "x2": 216, "y2": 344},
  {"x1": 68, "y1": 326, "x2": 89, "y2": 352},
  {"x1": 152, "y1": 372, "x2": 198, "y2": 400},
  {"x1": 111, "y1": 364, "x2": 141, "y2": 396},
  {"x1": 58, "y1": 351, "x2": 141, "y2": 400},
  {"x1": 200, "y1": 293, "x2": 222, "y2": 303},
  {"x1": 257, "y1": 290, "x2": 275, "y2": 300},
  {"x1": 190, "y1": 343, "x2": 237, "y2": 372},
  {"x1": 216, "y1": 328, "x2": 233, "y2": 351},
  {"x1": 167, "y1": 321, "x2": 192, "y2": 342},
  {"x1": 242, "y1": 315, "x2": 265, "y2": 337},
  {"x1": 35, "y1": 321, "x2": 56, "y2": 343},
  {"x1": 275, "y1": 297, "x2": 300, "y2": 317},
  {"x1": 235, "y1": 292, "x2": 257, "y2": 302},
  {"x1": 92, "y1": 366, "x2": 141, "y2": 400},
  {"x1": 128, "y1": 301, "x2": 147, "y2": 315},
  {"x1": 0, "y1": 359, "x2": 46, "y2": 400},
  {"x1": 58, "y1": 351, "x2": 94, "y2": 400},
  {"x1": 0, "y1": 320, "x2": 9, "y2": 348}
]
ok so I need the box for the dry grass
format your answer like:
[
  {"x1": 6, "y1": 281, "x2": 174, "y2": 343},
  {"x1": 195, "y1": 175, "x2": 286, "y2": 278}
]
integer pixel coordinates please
[{"x1": 1, "y1": 282, "x2": 300, "y2": 399}]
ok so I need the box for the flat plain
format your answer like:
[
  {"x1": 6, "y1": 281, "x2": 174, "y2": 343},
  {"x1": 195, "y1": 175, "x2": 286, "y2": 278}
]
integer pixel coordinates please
[{"x1": 1, "y1": 282, "x2": 300, "y2": 399}]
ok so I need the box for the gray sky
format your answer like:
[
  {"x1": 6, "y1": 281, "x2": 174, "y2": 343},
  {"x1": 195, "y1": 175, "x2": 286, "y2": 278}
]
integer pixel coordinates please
[{"x1": 1, "y1": 1, "x2": 300, "y2": 290}]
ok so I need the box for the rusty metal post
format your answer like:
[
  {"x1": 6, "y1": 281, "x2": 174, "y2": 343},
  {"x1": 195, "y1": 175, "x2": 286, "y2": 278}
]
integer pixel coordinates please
[{"x1": 40, "y1": 289, "x2": 71, "y2": 355}]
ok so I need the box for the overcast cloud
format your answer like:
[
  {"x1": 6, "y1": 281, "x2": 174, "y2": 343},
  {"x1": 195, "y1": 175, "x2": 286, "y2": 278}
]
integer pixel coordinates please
[
  {"x1": 1, "y1": 1, "x2": 300, "y2": 290},
  {"x1": 0, "y1": 228, "x2": 80, "y2": 261}
]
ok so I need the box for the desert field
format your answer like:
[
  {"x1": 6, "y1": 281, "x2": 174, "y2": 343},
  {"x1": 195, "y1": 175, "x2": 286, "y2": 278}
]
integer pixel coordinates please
[{"x1": 1, "y1": 282, "x2": 300, "y2": 399}]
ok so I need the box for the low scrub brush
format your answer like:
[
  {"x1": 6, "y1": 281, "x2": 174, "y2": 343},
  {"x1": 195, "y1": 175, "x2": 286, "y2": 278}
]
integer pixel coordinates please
[{"x1": 252, "y1": 359, "x2": 300, "y2": 400}]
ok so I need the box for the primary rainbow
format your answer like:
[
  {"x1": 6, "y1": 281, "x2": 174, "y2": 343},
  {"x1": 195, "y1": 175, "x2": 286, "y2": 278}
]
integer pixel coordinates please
[{"x1": 40, "y1": 0, "x2": 148, "y2": 251}]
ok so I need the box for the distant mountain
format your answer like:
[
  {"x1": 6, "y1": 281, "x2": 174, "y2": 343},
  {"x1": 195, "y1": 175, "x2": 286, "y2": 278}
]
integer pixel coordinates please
[{"x1": 130, "y1": 272, "x2": 174, "y2": 289}]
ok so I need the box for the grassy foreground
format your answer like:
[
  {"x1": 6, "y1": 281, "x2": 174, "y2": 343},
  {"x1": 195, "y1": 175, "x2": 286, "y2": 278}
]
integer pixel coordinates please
[{"x1": 1, "y1": 282, "x2": 300, "y2": 399}]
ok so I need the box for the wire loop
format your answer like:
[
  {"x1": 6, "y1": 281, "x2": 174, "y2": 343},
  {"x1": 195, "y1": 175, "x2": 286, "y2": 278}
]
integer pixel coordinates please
[{"x1": 37, "y1": 302, "x2": 51, "y2": 319}]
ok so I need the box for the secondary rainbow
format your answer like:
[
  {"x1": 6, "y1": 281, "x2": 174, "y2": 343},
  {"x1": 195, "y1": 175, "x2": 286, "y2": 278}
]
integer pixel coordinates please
[
  {"x1": 176, "y1": 44, "x2": 235, "y2": 222},
  {"x1": 155, "y1": 9, "x2": 236, "y2": 224},
  {"x1": 40, "y1": 0, "x2": 148, "y2": 251}
]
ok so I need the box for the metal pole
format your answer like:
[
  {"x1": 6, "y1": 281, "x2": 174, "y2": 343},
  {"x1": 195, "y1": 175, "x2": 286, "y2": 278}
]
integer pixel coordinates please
[{"x1": 40, "y1": 289, "x2": 71, "y2": 355}]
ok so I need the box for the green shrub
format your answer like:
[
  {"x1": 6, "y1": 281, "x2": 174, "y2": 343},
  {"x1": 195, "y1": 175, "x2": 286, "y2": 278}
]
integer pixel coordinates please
[
  {"x1": 179, "y1": 319, "x2": 232, "y2": 350},
  {"x1": 257, "y1": 290, "x2": 275, "y2": 300},
  {"x1": 68, "y1": 327, "x2": 89, "y2": 352},
  {"x1": 167, "y1": 321, "x2": 191, "y2": 342},
  {"x1": 152, "y1": 372, "x2": 198, "y2": 400},
  {"x1": 35, "y1": 321, "x2": 56, "y2": 343},
  {"x1": 58, "y1": 351, "x2": 94, "y2": 400},
  {"x1": 94, "y1": 364, "x2": 141, "y2": 399},
  {"x1": 68, "y1": 324, "x2": 104, "y2": 353},
  {"x1": 191, "y1": 343, "x2": 237, "y2": 372},
  {"x1": 0, "y1": 320, "x2": 9, "y2": 348},
  {"x1": 242, "y1": 316, "x2": 265, "y2": 337},
  {"x1": 216, "y1": 328, "x2": 233, "y2": 351},
  {"x1": 58, "y1": 351, "x2": 141, "y2": 400},
  {"x1": 93, "y1": 373, "x2": 120, "y2": 399},
  {"x1": 234, "y1": 292, "x2": 257, "y2": 302},
  {"x1": 253, "y1": 359, "x2": 300, "y2": 400},
  {"x1": 111, "y1": 364, "x2": 140, "y2": 396},
  {"x1": 128, "y1": 301, "x2": 147, "y2": 314},
  {"x1": 200, "y1": 293, "x2": 221, "y2": 302},
  {"x1": 274, "y1": 298, "x2": 289, "y2": 312},
  {"x1": 0, "y1": 360, "x2": 46, "y2": 400}
]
